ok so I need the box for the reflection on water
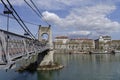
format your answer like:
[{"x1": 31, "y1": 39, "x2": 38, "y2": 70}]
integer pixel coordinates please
[
  {"x1": 53, "y1": 53, "x2": 120, "y2": 80},
  {"x1": 1, "y1": 53, "x2": 120, "y2": 80},
  {"x1": 37, "y1": 71, "x2": 54, "y2": 80},
  {"x1": 0, "y1": 70, "x2": 37, "y2": 80}
]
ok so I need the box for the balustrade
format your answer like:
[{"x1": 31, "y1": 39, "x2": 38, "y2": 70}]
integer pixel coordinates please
[{"x1": 0, "y1": 29, "x2": 49, "y2": 66}]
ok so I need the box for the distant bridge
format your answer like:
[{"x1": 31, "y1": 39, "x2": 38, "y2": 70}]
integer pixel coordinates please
[{"x1": 0, "y1": 26, "x2": 54, "y2": 70}]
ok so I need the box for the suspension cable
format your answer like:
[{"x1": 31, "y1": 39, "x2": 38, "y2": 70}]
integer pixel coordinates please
[
  {"x1": 24, "y1": 0, "x2": 42, "y2": 20},
  {"x1": 6, "y1": 0, "x2": 36, "y2": 39},
  {"x1": 1, "y1": 0, "x2": 29, "y2": 35},
  {"x1": 24, "y1": 0, "x2": 50, "y2": 26},
  {"x1": 0, "y1": 13, "x2": 39, "y2": 26},
  {"x1": 29, "y1": 0, "x2": 50, "y2": 25}
]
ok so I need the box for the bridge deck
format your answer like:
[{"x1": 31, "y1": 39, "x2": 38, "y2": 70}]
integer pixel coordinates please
[{"x1": 0, "y1": 29, "x2": 49, "y2": 69}]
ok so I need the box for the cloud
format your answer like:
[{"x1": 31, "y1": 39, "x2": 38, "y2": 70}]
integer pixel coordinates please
[
  {"x1": 0, "y1": 0, "x2": 25, "y2": 6},
  {"x1": 42, "y1": 11, "x2": 61, "y2": 24},
  {"x1": 33, "y1": 0, "x2": 120, "y2": 10},
  {"x1": 42, "y1": 4, "x2": 120, "y2": 37},
  {"x1": 29, "y1": 0, "x2": 92, "y2": 10},
  {"x1": 0, "y1": 0, "x2": 111, "y2": 10},
  {"x1": 1, "y1": 0, "x2": 120, "y2": 39},
  {"x1": 68, "y1": 31, "x2": 91, "y2": 36},
  {"x1": 1, "y1": 0, "x2": 67, "y2": 10},
  {"x1": 10, "y1": 0, "x2": 25, "y2": 6},
  {"x1": 1, "y1": 0, "x2": 120, "y2": 10}
]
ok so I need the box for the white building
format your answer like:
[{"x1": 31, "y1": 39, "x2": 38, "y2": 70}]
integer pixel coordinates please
[
  {"x1": 54, "y1": 36, "x2": 69, "y2": 49},
  {"x1": 99, "y1": 36, "x2": 111, "y2": 43},
  {"x1": 95, "y1": 35, "x2": 111, "y2": 50},
  {"x1": 54, "y1": 36, "x2": 69, "y2": 44}
]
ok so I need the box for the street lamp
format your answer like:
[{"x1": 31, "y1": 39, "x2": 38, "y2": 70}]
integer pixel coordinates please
[
  {"x1": 3, "y1": 6, "x2": 13, "y2": 63},
  {"x1": 3, "y1": 6, "x2": 13, "y2": 32}
]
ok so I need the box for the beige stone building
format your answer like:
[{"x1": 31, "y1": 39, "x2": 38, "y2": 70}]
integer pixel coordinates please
[
  {"x1": 54, "y1": 36, "x2": 95, "y2": 53},
  {"x1": 54, "y1": 35, "x2": 120, "y2": 53},
  {"x1": 111, "y1": 40, "x2": 120, "y2": 50},
  {"x1": 54, "y1": 36, "x2": 69, "y2": 50},
  {"x1": 68, "y1": 39, "x2": 95, "y2": 51}
]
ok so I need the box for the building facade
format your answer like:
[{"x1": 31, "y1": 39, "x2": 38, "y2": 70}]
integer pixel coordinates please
[
  {"x1": 111, "y1": 40, "x2": 120, "y2": 50},
  {"x1": 54, "y1": 35, "x2": 120, "y2": 53},
  {"x1": 54, "y1": 36, "x2": 95, "y2": 53},
  {"x1": 95, "y1": 36, "x2": 111, "y2": 50},
  {"x1": 54, "y1": 36, "x2": 69, "y2": 49}
]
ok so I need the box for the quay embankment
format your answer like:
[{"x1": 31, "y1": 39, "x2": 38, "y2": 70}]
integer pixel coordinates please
[
  {"x1": 37, "y1": 63, "x2": 64, "y2": 71},
  {"x1": 54, "y1": 49, "x2": 88, "y2": 54},
  {"x1": 54, "y1": 49, "x2": 117, "y2": 54}
]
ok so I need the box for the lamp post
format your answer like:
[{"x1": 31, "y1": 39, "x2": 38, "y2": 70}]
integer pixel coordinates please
[
  {"x1": 3, "y1": 6, "x2": 13, "y2": 63},
  {"x1": 4, "y1": 7, "x2": 13, "y2": 32}
]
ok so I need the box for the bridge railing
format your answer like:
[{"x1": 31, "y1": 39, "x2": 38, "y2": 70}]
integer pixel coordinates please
[{"x1": 0, "y1": 29, "x2": 49, "y2": 68}]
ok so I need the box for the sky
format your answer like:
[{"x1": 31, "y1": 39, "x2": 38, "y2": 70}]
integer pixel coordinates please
[{"x1": 0, "y1": 0, "x2": 120, "y2": 40}]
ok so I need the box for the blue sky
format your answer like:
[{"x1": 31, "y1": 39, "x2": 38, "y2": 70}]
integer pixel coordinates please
[{"x1": 0, "y1": 0, "x2": 120, "y2": 40}]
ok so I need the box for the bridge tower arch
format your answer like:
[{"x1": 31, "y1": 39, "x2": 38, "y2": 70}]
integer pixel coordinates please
[
  {"x1": 38, "y1": 25, "x2": 53, "y2": 49},
  {"x1": 38, "y1": 25, "x2": 54, "y2": 66}
]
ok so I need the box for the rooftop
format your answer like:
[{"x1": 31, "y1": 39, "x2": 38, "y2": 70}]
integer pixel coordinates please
[
  {"x1": 55, "y1": 36, "x2": 68, "y2": 39},
  {"x1": 70, "y1": 38, "x2": 93, "y2": 41}
]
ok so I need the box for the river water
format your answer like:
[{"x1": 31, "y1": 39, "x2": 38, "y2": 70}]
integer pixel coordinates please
[{"x1": 1, "y1": 53, "x2": 120, "y2": 80}]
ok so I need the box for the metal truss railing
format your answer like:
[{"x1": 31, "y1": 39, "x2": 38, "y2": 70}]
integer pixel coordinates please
[{"x1": 0, "y1": 29, "x2": 49, "y2": 69}]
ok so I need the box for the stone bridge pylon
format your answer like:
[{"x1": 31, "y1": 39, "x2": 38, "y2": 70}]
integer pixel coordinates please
[
  {"x1": 38, "y1": 25, "x2": 53, "y2": 49},
  {"x1": 38, "y1": 25, "x2": 54, "y2": 66}
]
